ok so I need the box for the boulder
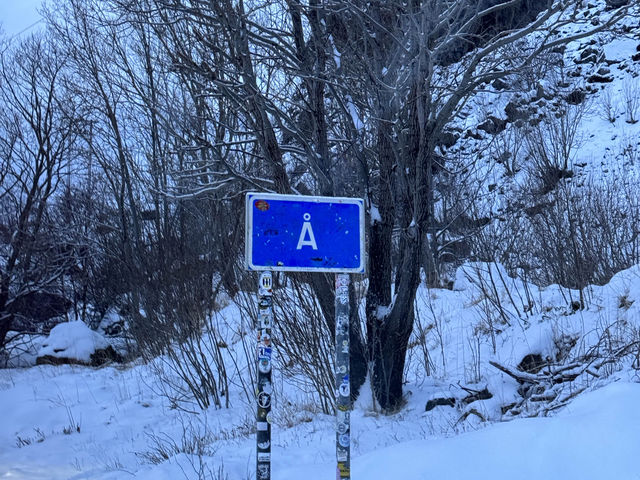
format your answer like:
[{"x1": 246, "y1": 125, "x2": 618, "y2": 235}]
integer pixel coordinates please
[
  {"x1": 565, "y1": 88, "x2": 587, "y2": 105},
  {"x1": 89, "y1": 345, "x2": 123, "y2": 366},
  {"x1": 505, "y1": 100, "x2": 531, "y2": 123},
  {"x1": 434, "y1": 0, "x2": 552, "y2": 65},
  {"x1": 606, "y1": 0, "x2": 630, "y2": 8},
  {"x1": 436, "y1": 131, "x2": 460, "y2": 148},
  {"x1": 575, "y1": 46, "x2": 603, "y2": 64},
  {"x1": 587, "y1": 73, "x2": 614, "y2": 83},
  {"x1": 478, "y1": 116, "x2": 507, "y2": 135},
  {"x1": 517, "y1": 353, "x2": 545, "y2": 373},
  {"x1": 492, "y1": 78, "x2": 511, "y2": 91}
]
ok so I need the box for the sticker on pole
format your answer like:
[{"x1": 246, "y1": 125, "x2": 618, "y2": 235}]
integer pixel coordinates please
[{"x1": 245, "y1": 192, "x2": 365, "y2": 273}]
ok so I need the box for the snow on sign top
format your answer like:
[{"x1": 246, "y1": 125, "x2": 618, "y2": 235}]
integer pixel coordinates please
[{"x1": 245, "y1": 192, "x2": 365, "y2": 273}]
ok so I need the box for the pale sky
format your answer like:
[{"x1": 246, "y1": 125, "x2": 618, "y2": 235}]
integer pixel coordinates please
[{"x1": 0, "y1": 0, "x2": 43, "y2": 39}]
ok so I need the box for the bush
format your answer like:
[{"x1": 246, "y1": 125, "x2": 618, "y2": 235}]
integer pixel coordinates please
[{"x1": 479, "y1": 171, "x2": 640, "y2": 295}]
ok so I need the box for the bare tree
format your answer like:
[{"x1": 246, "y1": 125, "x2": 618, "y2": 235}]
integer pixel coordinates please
[
  {"x1": 316, "y1": 0, "x2": 633, "y2": 409},
  {"x1": 0, "y1": 35, "x2": 79, "y2": 351}
]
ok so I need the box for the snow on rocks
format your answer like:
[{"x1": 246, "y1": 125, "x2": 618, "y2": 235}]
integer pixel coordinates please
[{"x1": 36, "y1": 321, "x2": 121, "y2": 366}]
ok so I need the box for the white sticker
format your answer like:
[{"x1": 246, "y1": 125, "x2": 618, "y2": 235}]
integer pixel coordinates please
[
  {"x1": 260, "y1": 316, "x2": 272, "y2": 328},
  {"x1": 257, "y1": 422, "x2": 269, "y2": 431},
  {"x1": 258, "y1": 452, "x2": 271, "y2": 462},
  {"x1": 260, "y1": 380, "x2": 273, "y2": 394},
  {"x1": 337, "y1": 410, "x2": 350, "y2": 424},
  {"x1": 259, "y1": 273, "x2": 273, "y2": 295},
  {"x1": 337, "y1": 448, "x2": 348, "y2": 462}
]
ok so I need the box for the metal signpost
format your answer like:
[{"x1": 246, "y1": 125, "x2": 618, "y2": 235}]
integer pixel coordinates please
[
  {"x1": 246, "y1": 192, "x2": 365, "y2": 480},
  {"x1": 334, "y1": 273, "x2": 351, "y2": 479},
  {"x1": 256, "y1": 271, "x2": 273, "y2": 480}
]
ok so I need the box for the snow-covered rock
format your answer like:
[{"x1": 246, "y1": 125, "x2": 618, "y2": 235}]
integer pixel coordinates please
[{"x1": 36, "y1": 321, "x2": 119, "y2": 366}]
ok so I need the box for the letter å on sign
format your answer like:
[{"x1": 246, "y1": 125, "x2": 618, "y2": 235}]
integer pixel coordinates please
[{"x1": 245, "y1": 193, "x2": 365, "y2": 273}]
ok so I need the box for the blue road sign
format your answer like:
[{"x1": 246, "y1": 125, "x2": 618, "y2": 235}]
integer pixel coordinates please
[{"x1": 245, "y1": 193, "x2": 365, "y2": 273}]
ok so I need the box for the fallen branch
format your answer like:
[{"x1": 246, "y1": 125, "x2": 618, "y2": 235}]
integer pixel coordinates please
[
  {"x1": 489, "y1": 360, "x2": 539, "y2": 383},
  {"x1": 456, "y1": 408, "x2": 486, "y2": 425}
]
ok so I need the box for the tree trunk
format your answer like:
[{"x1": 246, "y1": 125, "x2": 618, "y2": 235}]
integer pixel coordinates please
[
  {"x1": 370, "y1": 228, "x2": 422, "y2": 410},
  {"x1": 0, "y1": 311, "x2": 11, "y2": 351},
  {"x1": 366, "y1": 110, "x2": 422, "y2": 410}
]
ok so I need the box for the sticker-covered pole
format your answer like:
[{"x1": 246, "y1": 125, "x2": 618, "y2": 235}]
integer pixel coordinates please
[
  {"x1": 256, "y1": 272, "x2": 273, "y2": 480},
  {"x1": 335, "y1": 273, "x2": 351, "y2": 480}
]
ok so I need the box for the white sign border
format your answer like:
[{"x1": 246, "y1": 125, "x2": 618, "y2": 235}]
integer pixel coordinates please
[{"x1": 245, "y1": 192, "x2": 366, "y2": 273}]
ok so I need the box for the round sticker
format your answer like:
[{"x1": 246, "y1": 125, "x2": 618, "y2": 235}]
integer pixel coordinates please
[
  {"x1": 258, "y1": 392, "x2": 271, "y2": 409},
  {"x1": 255, "y1": 200, "x2": 270, "y2": 211},
  {"x1": 337, "y1": 421, "x2": 349, "y2": 434},
  {"x1": 339, "y1": 382, "x2": 350, "y2": 397},
  {"x1": 338, "y1": 433, "x2": 350, "y2": 447},
  {"x1": 258, "y1": 358, "x2": 271, "y2": 374}
]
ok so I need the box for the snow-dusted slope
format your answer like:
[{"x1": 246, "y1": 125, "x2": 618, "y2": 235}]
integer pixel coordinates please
[{"x1": 1, "y1": 261, "x2": 638, "y2": 479}]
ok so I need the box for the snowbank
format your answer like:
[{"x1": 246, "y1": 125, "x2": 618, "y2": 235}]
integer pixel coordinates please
[{"x1": 351, "y1": 381, "x2": 640, "y2": 480}]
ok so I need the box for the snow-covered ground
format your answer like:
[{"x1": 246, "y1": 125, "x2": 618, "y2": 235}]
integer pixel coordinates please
[{"x1": 1, "y1": 261, "x2": 638, "y2": 480}]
